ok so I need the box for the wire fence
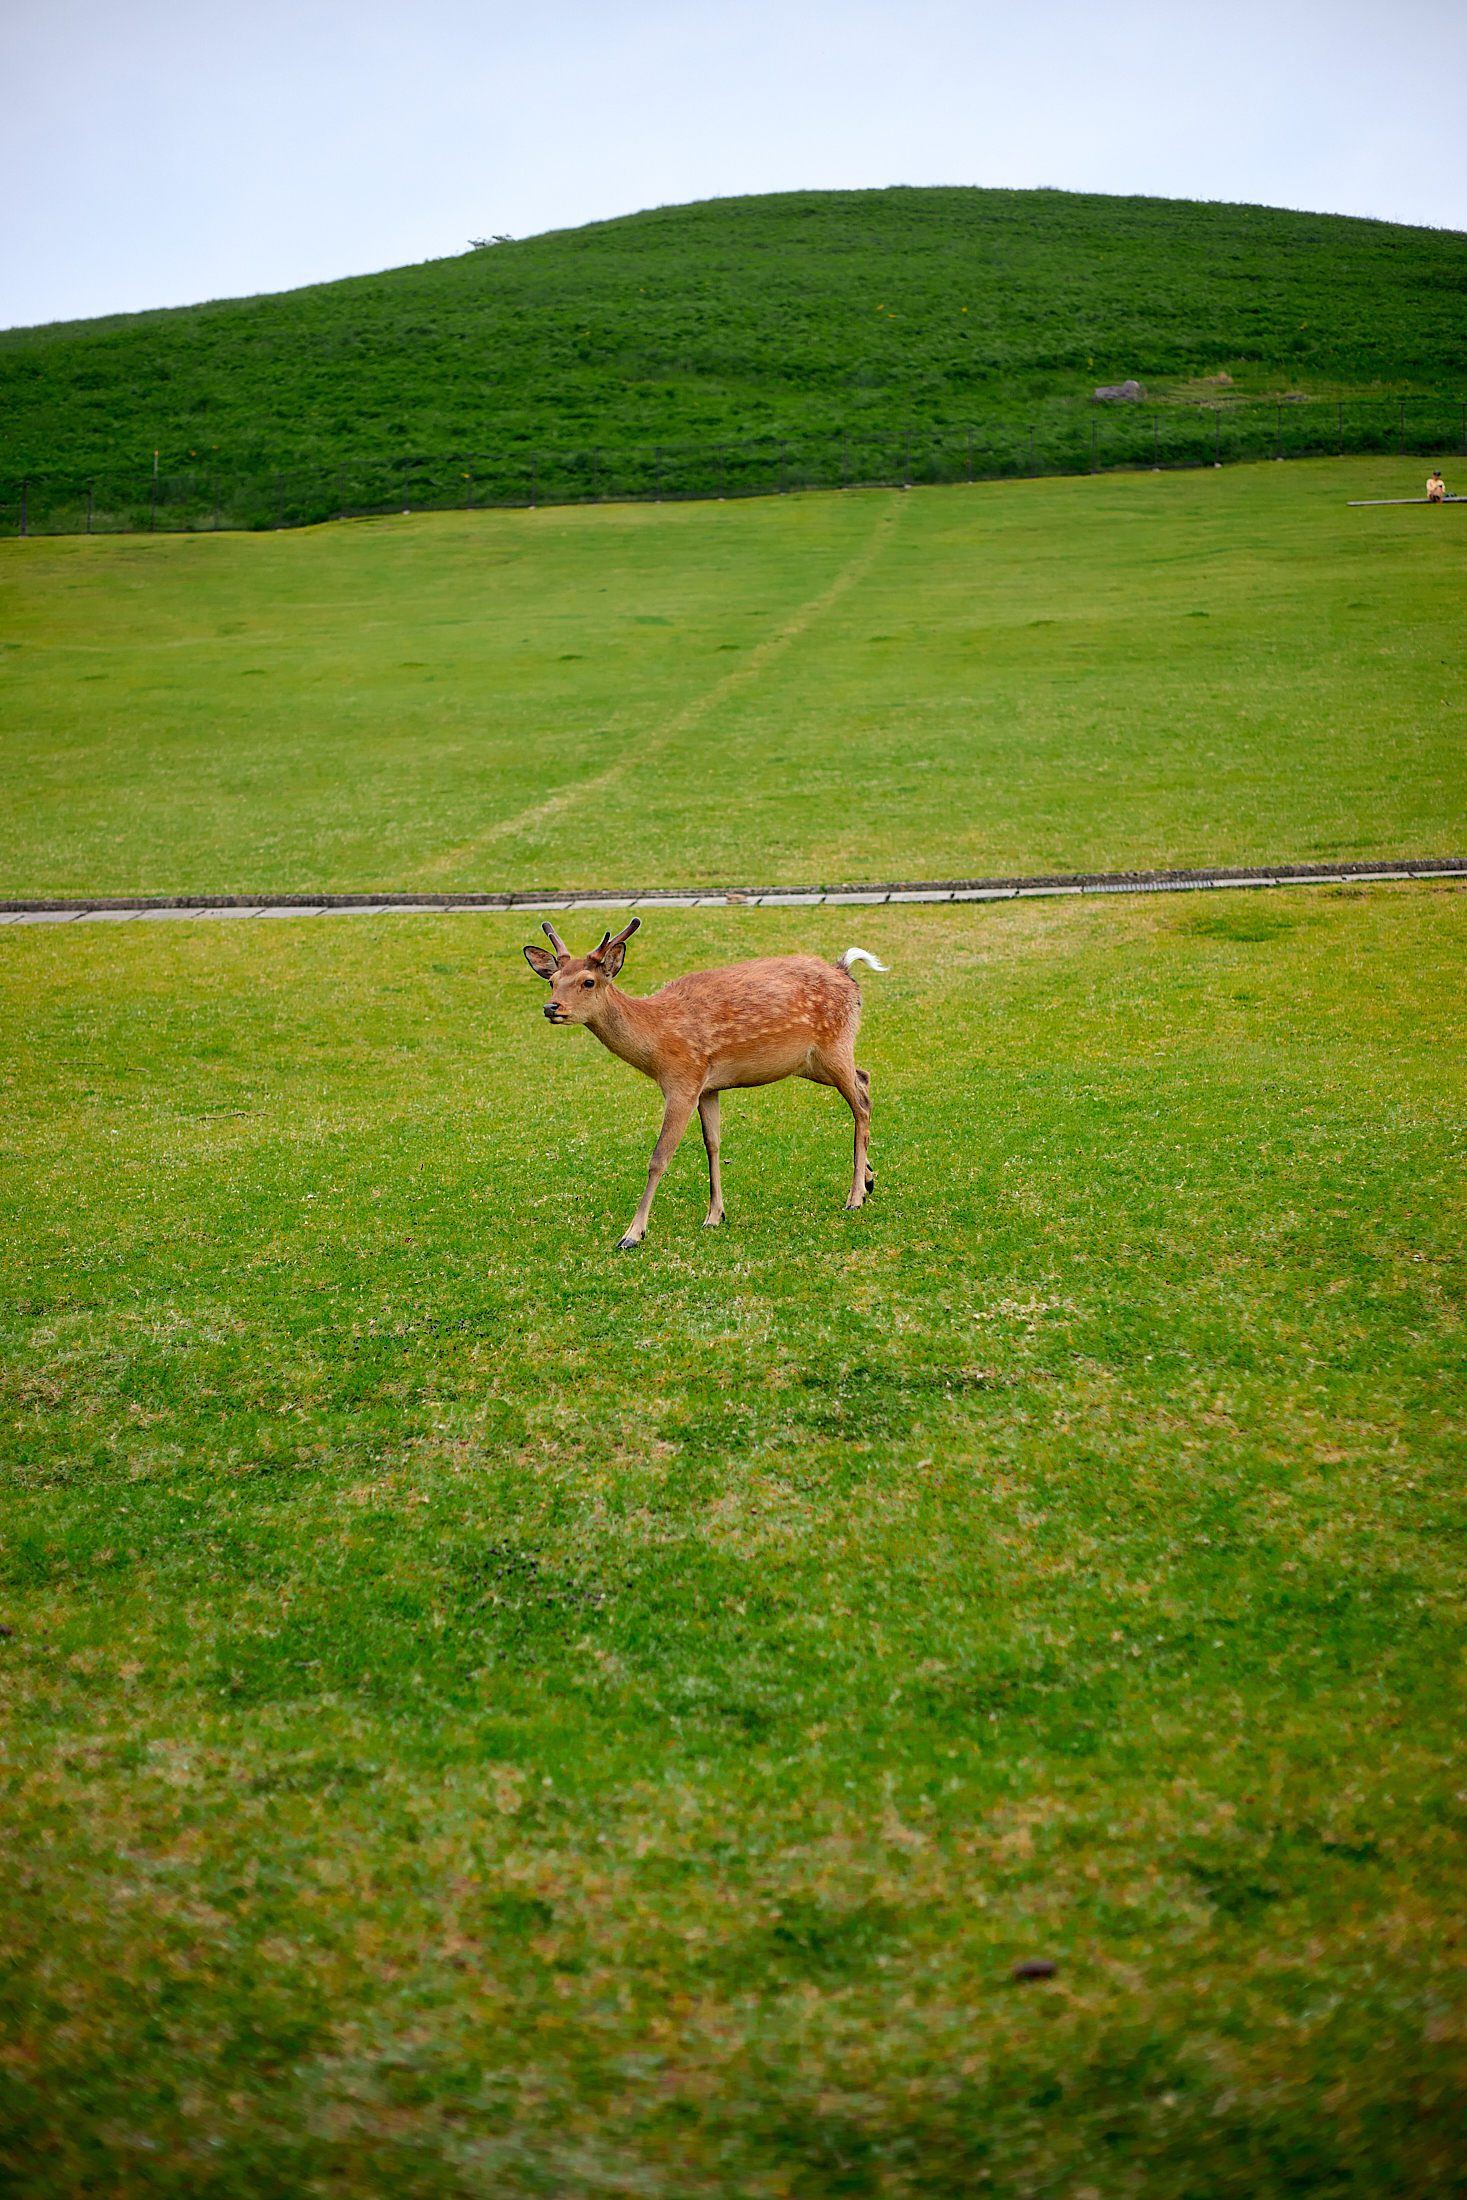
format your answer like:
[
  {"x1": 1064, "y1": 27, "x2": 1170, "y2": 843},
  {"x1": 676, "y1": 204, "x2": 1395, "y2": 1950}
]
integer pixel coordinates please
[{"x1": 5, "y1": 395, "x2": 1465, "y2": 537}]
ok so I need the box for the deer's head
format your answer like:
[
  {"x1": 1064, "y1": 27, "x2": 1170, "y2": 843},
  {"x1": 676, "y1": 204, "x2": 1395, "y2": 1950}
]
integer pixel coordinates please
[{"x1": 523, "y1": 918, "x2": 641, "y2": 1024}]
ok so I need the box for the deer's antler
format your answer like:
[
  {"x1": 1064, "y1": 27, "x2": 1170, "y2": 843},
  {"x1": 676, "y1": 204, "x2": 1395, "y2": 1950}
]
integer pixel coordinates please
[
  {"x1": 587, "y1": 916, "x2": 642, "y2": 964},
  {"x1": 541, "y1": 920, "x2": 570, "y2": 958}
]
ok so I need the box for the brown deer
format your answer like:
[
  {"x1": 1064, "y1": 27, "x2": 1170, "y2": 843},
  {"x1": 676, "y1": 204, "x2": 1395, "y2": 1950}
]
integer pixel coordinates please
[{"x1": 523, "y1": 917, "x2": 887, "y2": 1249}]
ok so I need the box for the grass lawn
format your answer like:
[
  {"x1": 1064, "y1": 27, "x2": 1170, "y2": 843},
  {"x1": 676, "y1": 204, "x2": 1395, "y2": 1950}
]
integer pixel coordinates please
[
  {"x1": 2, "y1": 456, "x2": 1464, "y2": 899},
  {"x1": 2, "y1": 884, "x2": 1464, "y2": 2195}
]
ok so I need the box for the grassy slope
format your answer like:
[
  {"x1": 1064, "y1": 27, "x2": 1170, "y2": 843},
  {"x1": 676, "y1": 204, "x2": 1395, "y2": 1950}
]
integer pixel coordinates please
[
  {"x1": 1, "y1": 888, "x2": 1464, "y2": 2195},
  {"x1": 3, "y1": 187, "x2": 1466, "y2": 478},
  {"x1": 2, "y1": 457, "x2": 1464, "y2": 897}
]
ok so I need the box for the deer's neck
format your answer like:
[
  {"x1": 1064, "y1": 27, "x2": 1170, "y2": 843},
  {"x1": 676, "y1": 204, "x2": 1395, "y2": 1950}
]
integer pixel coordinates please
[{"x1": 587, "y1": 987, "x2": 665, "y2": 1080}]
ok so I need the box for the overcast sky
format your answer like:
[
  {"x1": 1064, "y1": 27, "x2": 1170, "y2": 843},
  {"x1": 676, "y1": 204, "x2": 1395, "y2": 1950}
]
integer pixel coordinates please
[{"x1": 5, "y1": 0, "x2": 1464, "y2": 332}]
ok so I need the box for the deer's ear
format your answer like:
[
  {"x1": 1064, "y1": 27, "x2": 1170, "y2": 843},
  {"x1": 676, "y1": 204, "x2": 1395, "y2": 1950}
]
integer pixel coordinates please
[
  {"x1": 523, "y1": 944, "x2": 558, "y2": 980},
  {"x1": 598, "y1": 939, "x2": 630, "y2": 979}
]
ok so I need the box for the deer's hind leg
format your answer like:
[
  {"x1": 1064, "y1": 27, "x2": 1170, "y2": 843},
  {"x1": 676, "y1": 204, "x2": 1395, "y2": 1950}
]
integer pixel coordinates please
[
  {"x1": 855, "y1": 1067, "x2": 874, "y2": 1195},
  {"x1": 808, "y1": 1046, "x2": 873, "y2": 1211}
]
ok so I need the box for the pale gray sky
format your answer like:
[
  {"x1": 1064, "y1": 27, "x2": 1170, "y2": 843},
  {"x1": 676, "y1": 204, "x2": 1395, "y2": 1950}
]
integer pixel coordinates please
[{"x1": 5, "y1": 0, "x2": 1464, "y2": 331}]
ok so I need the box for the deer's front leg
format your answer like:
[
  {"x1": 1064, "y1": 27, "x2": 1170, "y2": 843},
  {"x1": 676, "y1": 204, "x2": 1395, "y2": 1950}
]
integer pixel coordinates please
[
  {"x1": 615, "y1": 1088, "x2": 698, "y2": 1249},
  {"x1": 699, "y1": 1090, "x2": 724, "y2": 1227}
]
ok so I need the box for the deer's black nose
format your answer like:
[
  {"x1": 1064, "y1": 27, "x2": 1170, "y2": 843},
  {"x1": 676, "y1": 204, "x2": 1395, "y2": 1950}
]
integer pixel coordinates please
[{"x1": 544, "y1": 1004, "x2": 563, "y2": 1021}]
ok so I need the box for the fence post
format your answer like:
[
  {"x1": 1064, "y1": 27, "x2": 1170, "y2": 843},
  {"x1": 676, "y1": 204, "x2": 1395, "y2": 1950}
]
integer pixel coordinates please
[
  {"x1": 1276, "y1": 401, "x2": 1282, "y2": 461},
  {"x1": 1153, "y1": 415, "x2": 1160, "y2": 471},
  {"x1": 1398, "y1": 398, "x2": 1404, "y2": 456},
  {"x1": 905, "y1": 428, "x2": 912, "y2": 489},
  {"x1": 87, "y1": 483, "x2": 93, "y2": 534},
  {"x1": 150, "y1": 469, "x2": 157, "y2": 533},
  {"x1": 402, "y1": 458, "x2": 410, "y2": 516},
  {"x1": 1214, "y1": 409, "x2": 1221, "y2": 467},
  {"x1": 339, "y1": 465, "x2": 345, "y2": 523}
]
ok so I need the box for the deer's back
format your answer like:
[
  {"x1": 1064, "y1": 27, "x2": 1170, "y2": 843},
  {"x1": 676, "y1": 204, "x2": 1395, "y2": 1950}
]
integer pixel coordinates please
[{"x1": 647, "y1": 955, "x2": 858, "y2": 1068}]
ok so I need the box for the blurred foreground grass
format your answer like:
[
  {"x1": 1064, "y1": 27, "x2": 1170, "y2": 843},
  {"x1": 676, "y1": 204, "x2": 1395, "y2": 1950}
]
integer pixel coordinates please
[{"x1": 1, "y1": 888, "x2": 1464, "y2": 2196}]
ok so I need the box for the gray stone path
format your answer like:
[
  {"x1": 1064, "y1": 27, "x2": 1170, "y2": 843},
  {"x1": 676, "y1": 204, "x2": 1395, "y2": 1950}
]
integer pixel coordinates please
[{"x1": 2, "y1": 859, "x2": 1462, "y2": 926}]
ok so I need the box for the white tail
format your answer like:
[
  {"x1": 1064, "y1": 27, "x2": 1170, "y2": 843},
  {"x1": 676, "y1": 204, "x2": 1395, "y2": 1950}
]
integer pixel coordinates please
[{"x1": 523, "y1": 920, "x2": 884, "y2": 1248}]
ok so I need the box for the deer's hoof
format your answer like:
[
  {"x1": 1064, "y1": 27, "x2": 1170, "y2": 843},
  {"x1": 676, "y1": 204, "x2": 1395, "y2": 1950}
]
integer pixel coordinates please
[
  {"x1": 702, "y1": 1212, "x2": 726, "y2": 1229},
  {"x1": 614, "y1": 1233, "x2": 643, "y2": 1252}
]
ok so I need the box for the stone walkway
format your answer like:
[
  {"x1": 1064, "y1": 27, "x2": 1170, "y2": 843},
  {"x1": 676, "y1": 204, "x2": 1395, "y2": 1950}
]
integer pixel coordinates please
[{"x1": 2, "y1": 858, "x2": 1462, "y2": 925}]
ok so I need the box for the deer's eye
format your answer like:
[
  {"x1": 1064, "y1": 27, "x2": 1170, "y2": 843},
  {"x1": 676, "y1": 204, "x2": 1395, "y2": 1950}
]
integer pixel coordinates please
[{"x1": 582, "y1": 977, "x2": 596, "y2": 988}]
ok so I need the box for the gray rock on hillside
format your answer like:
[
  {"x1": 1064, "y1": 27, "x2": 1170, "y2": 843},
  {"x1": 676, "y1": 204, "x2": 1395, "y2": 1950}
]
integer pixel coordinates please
[{"x1": 1094, "y1": 379, "x2": 1145, "y2": 401}]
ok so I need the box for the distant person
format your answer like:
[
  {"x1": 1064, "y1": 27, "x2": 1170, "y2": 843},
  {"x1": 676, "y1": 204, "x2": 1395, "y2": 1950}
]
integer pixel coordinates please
[{"x1": 1427, "y1": 469, "x2": 1447, "y2": 502}]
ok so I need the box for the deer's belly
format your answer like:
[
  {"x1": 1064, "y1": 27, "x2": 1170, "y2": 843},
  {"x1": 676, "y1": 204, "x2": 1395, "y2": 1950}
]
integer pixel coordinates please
[{"x1": 706, "y1": 1036, "x2": 818, "y2": 1091}]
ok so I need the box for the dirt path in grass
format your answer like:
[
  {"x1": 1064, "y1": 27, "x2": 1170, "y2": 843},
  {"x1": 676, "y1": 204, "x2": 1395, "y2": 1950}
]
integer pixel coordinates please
[{"x1": 417, "y1": 492, "x2": 906, "y2": 877}]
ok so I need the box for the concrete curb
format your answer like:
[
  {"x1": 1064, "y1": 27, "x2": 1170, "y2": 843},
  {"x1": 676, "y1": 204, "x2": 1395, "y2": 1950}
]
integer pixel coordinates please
[{"x1": 1, "y1": 858, "x2": 1463, "y2": 925}]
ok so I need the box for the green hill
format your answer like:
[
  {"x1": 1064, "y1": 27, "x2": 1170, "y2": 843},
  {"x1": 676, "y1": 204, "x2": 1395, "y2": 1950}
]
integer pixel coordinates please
[{"x1": 4, "y1": 187, "x2": 1466, "y2": 482}]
